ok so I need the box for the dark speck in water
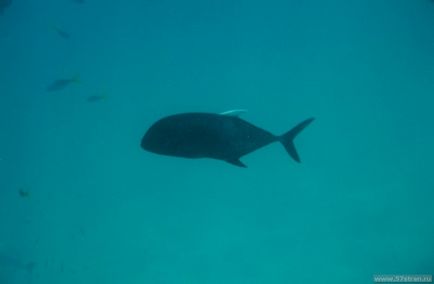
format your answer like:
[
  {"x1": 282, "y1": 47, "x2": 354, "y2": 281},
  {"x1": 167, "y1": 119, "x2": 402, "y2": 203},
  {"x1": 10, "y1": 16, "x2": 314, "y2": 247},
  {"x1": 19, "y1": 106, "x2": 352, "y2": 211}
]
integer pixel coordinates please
[
  {"x1": 19, "y1": 188, "x2": 30, "y2": 198},
  {"x1": 87, "y1": 95, "x2": 107, "y2": 102}
]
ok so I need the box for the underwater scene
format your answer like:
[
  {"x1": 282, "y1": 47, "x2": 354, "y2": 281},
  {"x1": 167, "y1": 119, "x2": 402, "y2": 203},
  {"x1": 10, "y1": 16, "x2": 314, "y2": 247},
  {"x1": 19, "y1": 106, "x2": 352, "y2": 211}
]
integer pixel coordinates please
[{"x1": 1, "y1": 0, "x2": 434, "y2": 283}]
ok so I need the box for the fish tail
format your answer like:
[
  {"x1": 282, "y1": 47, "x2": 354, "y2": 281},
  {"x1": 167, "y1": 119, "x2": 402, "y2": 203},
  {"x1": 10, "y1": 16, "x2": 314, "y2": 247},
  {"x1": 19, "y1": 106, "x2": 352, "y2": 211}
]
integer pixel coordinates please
[{"x1": 279, "y1": 117, "x2": 315, "y2": 163}]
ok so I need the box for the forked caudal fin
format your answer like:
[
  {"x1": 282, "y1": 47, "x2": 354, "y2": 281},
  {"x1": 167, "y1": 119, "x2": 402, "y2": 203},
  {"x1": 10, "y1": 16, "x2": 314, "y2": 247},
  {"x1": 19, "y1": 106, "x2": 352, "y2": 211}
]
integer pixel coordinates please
[{"x1": 279, "y1": 118, "x2": 315, "y2": 163}]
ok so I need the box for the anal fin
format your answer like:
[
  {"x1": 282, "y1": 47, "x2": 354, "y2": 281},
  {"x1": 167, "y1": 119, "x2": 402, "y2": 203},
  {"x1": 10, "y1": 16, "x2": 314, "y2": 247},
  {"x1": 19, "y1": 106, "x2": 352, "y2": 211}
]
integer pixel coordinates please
[{"x1": 226, "y1": 159, "x2": 247, "y2": 168}]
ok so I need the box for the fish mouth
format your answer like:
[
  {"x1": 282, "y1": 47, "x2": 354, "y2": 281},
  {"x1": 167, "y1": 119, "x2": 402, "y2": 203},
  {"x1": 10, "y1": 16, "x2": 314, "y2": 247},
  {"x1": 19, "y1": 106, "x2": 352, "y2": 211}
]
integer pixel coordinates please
[
  {"x1": 140, "y1": 131, "x2": 155, "y2": 152},
  {"x1": 140, "y1": 134, "x2": 148, "y2": 150}
]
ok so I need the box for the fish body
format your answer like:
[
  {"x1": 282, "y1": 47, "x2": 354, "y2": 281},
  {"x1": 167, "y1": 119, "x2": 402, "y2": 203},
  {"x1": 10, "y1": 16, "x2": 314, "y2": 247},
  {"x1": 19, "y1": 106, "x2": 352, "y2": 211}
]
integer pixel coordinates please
[
  {"x1": 46, "y1": 76, "x2": 79, "y2": 92},
  {"x1": 53, "y1": 26, "x2": 70, "y2": 39},
  {"x1": 87, "y1": 95, "x2": 107, "y2": 102},
  {"x1": 18, "y1": 188, "x2": 29, "y2": 198},
  {"x1": 141, "y1": 111, "x2": 314, "y2": 167}
]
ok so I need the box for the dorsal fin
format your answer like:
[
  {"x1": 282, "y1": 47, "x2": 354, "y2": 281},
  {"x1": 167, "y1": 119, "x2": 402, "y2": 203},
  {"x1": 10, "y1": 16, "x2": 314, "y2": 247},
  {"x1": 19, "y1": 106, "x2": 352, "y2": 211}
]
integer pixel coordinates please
[{"x1": 219, "y1": 109, "x2": 248, "y2": 117}]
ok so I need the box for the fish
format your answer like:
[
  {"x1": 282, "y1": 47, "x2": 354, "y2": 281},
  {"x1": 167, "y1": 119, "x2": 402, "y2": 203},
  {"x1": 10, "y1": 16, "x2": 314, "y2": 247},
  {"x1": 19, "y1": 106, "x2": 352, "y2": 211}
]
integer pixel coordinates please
[
  {"x1": 141, "y1": 110, "x2": 314, "y2": 167},
  {"x1": 18, "y1": 188, "x2": 30, "y2": 198},
  {"x1": 46, "y1": 75, "x2": 79, "y2": 92},
  {"x1": 87, "y1": 94, "x2": 107, "y2": 102},
  {"x1": 52, "y1": 25, "x2": 71, "y2": 39}
]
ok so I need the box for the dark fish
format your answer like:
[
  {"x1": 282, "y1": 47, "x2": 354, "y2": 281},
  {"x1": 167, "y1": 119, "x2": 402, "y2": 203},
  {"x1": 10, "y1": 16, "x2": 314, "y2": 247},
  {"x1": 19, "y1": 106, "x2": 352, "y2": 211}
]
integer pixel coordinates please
[
  {"x1": 18, "y1": 188, "x2": 30, "y2": 198},
  {"x1": 0, "y1": 0, "x2": 12, "y2": 14},
  {"x1": 141, "y1": 110, "x2": 314, "y2": 167},
  {"x1": 53, "y1": 26, "x2": 71, "y2": 39},
  {"x1": 87, "y1": 94, "x2": 107, "y2": 102},
  {"x1": 46, "y1": 76, "x2": 79, "y2": 92}
]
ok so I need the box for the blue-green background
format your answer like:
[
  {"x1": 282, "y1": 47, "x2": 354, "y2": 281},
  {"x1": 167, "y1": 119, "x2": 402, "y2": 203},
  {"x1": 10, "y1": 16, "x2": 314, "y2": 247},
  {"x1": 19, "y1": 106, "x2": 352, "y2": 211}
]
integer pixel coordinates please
[{"x1": 1, "y1": 0, "x2": 433, "y2": 283}]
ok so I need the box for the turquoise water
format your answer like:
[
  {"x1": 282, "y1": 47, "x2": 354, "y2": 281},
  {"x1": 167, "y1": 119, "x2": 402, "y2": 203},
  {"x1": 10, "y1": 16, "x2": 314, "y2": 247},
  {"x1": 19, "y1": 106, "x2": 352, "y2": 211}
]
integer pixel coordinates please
[{"x1": 1, "y1": 0, "x2": 434, "y2": 283}]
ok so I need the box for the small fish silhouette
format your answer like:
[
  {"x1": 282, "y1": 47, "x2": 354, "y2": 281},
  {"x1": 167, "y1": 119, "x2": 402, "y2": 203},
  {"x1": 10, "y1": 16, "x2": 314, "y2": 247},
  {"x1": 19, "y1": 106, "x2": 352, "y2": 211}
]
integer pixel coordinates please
[
  {"x1": 18, "y1": 188, "x2": 30, "y2": 198},
  {"x1": 46, "y1": 75, "x2": 80, "y2": 92},
  {"x1": 87, "y1": 94, "x2": 107, "y2": 103},
  {"x1": 52, "y1": 25, "x2": 71, "y2": 39}
]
